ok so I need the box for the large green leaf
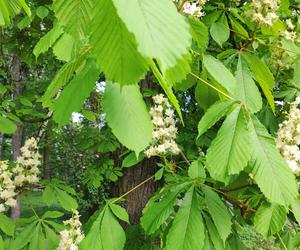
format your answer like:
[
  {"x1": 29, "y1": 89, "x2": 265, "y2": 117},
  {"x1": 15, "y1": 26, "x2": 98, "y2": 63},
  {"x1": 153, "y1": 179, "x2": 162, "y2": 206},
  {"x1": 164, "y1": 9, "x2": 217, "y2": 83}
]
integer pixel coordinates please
[
  {"x1": 90, "y1": 0, "x2": 148, "y2": 85},
  {"x1": 53, "y1": 59, "x2": 99, "y2": 126},
  {"x1": 0, "y1": 0, "x2": 30, "y2": 26},
  {"x1": 197, "y1": 100, "x2": 235, "y2": 138},
  {"x1": 235, "y1": 55, "x2": 262, "y2": 113},
  {"x1": 203, "y1": 186, "x2": 232, "y2": 243},
  {"x1": 166, "y1": 186, "x2": 205, "y2": 250},
  {"x1": 203, "y1": 54, "x2": 237, "y2": 95},
  {"x1": 204, "y1": 215, "x2": 224, "y2": 250},
  {"x1": 53, "y1": 0, "x2": 94, "y2": 39},
  {"x1": 206, "y1": 105, "x2": 251, "y2": 182},
  {"x1": 254, "y1": 202, "x2": 287, "y2": 237},
  {"x1": 241, "y1": 53, "x2": 275, "y2": 111},
  {"x1": 103, "y1": 82, "x2": 152, "y2": 154},
  {"x1": 249, "y1": 116, "x2": 298, "y2": 206},
  {"x1": 112, "y1": 0, "x2": 191, "y2": 73},
  {"x1": 291, "y1": 199, "x2": 300, "y2": 225},
  {"x1": 0, "y1": 115, "x2": 17, "y2": 134}
]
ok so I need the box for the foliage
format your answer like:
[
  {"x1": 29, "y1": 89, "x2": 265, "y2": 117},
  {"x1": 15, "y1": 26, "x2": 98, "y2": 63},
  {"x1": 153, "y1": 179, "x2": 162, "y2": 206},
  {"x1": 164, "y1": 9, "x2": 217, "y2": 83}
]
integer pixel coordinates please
[{"x1": 0, "y1": 0, "x2": 300, "y2": 249}]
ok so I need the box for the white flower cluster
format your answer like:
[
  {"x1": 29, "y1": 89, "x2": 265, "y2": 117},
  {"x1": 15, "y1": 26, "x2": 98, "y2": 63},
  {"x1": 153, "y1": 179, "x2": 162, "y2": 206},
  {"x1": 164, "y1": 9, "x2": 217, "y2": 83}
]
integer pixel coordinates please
[
  {"x1": 0, "y1": 161, "x2": 17, "y2": 213},
  {"x1": 276, "y1": 97, "x2": 300, "y2": 174},
  {"x1": 0, "y1": 138, "x2": 40, "y2": 213},
  {"x1": 182, "y1": 0, "x2": 208, "y2": 18},
  {"x1": 280, "y1": 19, "x2": 300, "y2": 43},
  {"x1": 57, "y1": 210, "x2": 84, "y2": 250},
  {"x1": 145, "y1": 94, "x2": 180, "y2": 158},
  {"x1": 247, "y1": 0, "x2": 280, "y2": 26},
  {"x1": 13, "y1": 138, "x2": 40, "y2": 186}
]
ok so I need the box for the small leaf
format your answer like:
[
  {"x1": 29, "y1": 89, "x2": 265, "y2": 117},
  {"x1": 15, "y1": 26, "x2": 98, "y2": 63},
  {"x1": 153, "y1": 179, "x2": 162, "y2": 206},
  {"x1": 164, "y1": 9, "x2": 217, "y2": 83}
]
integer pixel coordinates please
[
  {"x1": 122, "y1": 152, "x2": 144, "y2": 168},
  {"x1": 198, "y1": 100, "x2": 235, "y2": 138},
  {"x1": 0, "y1": 214, "x2": 15, "y2": 236},
  {"x1": 0, "y1": 115, "x2": 16, "y2": 134},
  {"x1": 55, "y1": 188, "x2": 78, "y2": 211},
  {"x1": 203, "y1": 186, "x2": 232, "y2": 243},
  {"x1": 42, "y1": 211, "x2": 64, "y2": 219},
  {"x1": 203, "y1": 54, "x2": 236, "y2": 95},
  {"x1": 42, "y1": 186, "x2": 55, "y2": 206},
  {"x1": 188, "y1": 160, "x2": 206, "y2": 180},
  {"x1": 109, "y1": 204, "x2": 129, "y2": 224},
  {"x1": 210, "y1": 22, "x2": 229, "y2": 47},
  {"x1": 36, "y1": 6, "x2": 49, "y2": 19},
  {"x1": 188, "y1": 17, "x2": 209, "y2": 51},
  {"x1": 254, "y1": 202, "x2": 287, "y2": 237}
]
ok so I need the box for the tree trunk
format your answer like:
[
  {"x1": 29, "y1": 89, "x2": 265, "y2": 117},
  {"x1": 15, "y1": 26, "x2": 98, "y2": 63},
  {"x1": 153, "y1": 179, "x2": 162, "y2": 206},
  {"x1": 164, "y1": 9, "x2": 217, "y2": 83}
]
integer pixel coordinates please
[
  {"x1": 0, "y1": 134, "x2": 4, "y2": 160},
  {"x1": 10, "y1": 55, "x2": 22, "y2": 220},
  {"x1": 112, "y1": 76, "x2": 160, "y2": 224},
  {"x1": 43, "y1": 131, "x2": 51, "y2": 179}
]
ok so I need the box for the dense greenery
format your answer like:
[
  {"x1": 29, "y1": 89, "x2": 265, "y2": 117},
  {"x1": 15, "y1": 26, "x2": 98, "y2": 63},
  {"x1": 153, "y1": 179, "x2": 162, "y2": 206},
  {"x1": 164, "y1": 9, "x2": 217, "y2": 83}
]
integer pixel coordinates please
[{"x1": 0, "y1": 0, "x2": 300, "y2": 249}]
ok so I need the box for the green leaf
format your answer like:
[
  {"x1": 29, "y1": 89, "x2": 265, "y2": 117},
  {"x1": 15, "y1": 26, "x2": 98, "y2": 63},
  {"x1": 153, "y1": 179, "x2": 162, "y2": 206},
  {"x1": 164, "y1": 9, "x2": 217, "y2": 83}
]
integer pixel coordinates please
[
  {"x1": 241, "y1": 53, "x2": 275, "y2": 111},
  {"x1": 291, "y1": 199, "x2": 300, "y2": 225},
  {"x1": 228, "y1": 15, "x2": 248, "y2": 39},
  {"x1": 103, "y1": 82, "x2": 152, "y2": 154},
  {"x1": 53, "y1": 0, "x2": 94, "y2": 39},
  {"x1": 197, "y1": 100, "x2": 235, "y2": 138},
  {"x1": 33, "y1": 25, "x2": 64, "y2": 58},
  {"x1": 210, "y1": 22, "x2": 229, "y2": 47},
  {"x1": 122, "y1": 152, "x2": 144, "y2": 168},
  {"x1": 254, "y1": 202, "x2": 287, "y2": 237},
  {"x1": 203, "y1": 186, "x2": 232, "y2": 243},
  {"x1": 109, "y1": 203, "x2": 129, "y2": 224},
  {"x1": 141, "y1": 184, "x2": 187, "y2": 234},
  {"x1": 195, "y1": 80, "x2": 219, "y2": 111},
  {"x1": 206, "y1": 105, "x2": 251, "y2": 182},
  {"x1": 55, "y1": 188, "x2": 78, "y2": 211},
  {"x1": 0, "y1": 115, "x2": 16, "y2": 134},
  {"x1": 188, "y1": 17, "x2": 209, "y2": 52},
  {"x1": 12, "y1": 222, "x2": 37, "y2": 249},
  {"x1": 90, "y1": 0, "x2": 148, "y2": 85},
  {"x1": 52, "y1": 33, "x2": 74, "y2": 62},
  {"x1": 113, "y1": 0, "x2": 191, "y2": 73},
  {"x1": 42, "y1": 211, "x2": 64, "y2": 219},
  {"x1": 81, "y1": 208, "x2": 126, "y2": 250},
  {"x1": 53, "y1": 59, "x2": 99, "y2": 126},
  {"x1": 235, "y1": 55, "x2": 262, "y2": 113},
  {"x1": 188, "y1": 160, "x2": 206, "y2": 180},
  {"x1": 203, "y1": 54, "x2": 237, "y2": 95},
  {"x1": 204, "y1": 215, "x2": 226, "y2": 250},
  {"x1": 0, "y1": 214, "x2": 15, "y2": 236},
  {"x1": 42, "y1": 186, "x2": 55, "y2": 206},
  {"x1": 249, "y1": 116, "x2": 298, "y2": 206},
  {"x1": 0, "y1": 235, "x2": 3, "y2": 250},
  {"x1": 166, "y1": 186, "x2": 205, "y2": 250},
  {"x1": 36, "y1": 6, "x2": 48, "y2": 19}
]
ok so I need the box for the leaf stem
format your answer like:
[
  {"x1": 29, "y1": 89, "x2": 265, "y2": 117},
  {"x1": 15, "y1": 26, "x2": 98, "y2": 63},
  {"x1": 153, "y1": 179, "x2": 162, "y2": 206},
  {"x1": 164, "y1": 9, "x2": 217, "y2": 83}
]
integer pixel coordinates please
[
  {"x1": 190, "y1": 72, "x2": 235, "y2": 100},
  {"x1": 112, "y1": 175, "x2": 155, "y2": 204}
]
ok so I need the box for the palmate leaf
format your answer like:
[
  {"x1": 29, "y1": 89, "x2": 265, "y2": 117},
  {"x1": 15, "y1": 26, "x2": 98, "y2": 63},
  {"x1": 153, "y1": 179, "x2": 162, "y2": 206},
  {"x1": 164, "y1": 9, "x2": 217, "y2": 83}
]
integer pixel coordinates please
[
  {"x1": 90, "y1": 0, "x2": 148, "y2": 85},
  {"x1": 206, "y1": 105, "x2": 251, "y2": 182},
  {"x1": 166, "y1": 186, "x2": 205, "y2": 250},
  {"x1": 249, "y1": 116, "x2": 298, "y2": 206},
  {"x1": 235, "y1": 55, "x2": 262, "y2": 113},
  {"x1": 113, "y1": 0, "x2": 191, "y2": 74},
  {"x1": 53, "y1": 0, "x2": 94, "y2": 39},
  {"x1": 203, "y1": 186, "x2": 232, "y2": 243},
  {"x1": 53, "y1": 59, "x2": 99, "y2": 126},
  {"x1": 103, "y1": 82, "x2": 152, "y2": 154},
  {"x1": 254, "y1": 202, "x2": 287, "y2": 237}
]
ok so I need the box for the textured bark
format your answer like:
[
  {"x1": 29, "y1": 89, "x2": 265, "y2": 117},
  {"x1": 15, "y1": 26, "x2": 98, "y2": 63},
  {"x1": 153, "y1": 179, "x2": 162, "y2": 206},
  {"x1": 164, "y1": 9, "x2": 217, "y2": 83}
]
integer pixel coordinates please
[
  {"x1": 0, "y1": 134, "x2": 4, "y2": 159},
  {"x1": 112, "y1": 76, "x2": 160, "y2": 225},
  {"x1": 10, "y1": 56, "x2": 23, "y2": 221}
]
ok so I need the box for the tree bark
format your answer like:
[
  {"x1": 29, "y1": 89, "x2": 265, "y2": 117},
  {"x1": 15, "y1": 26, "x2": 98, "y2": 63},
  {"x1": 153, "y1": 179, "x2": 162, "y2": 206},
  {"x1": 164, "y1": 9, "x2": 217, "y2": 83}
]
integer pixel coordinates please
[{"x1": 10, "y1": 55, "x2": 23, "y2": 220}]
